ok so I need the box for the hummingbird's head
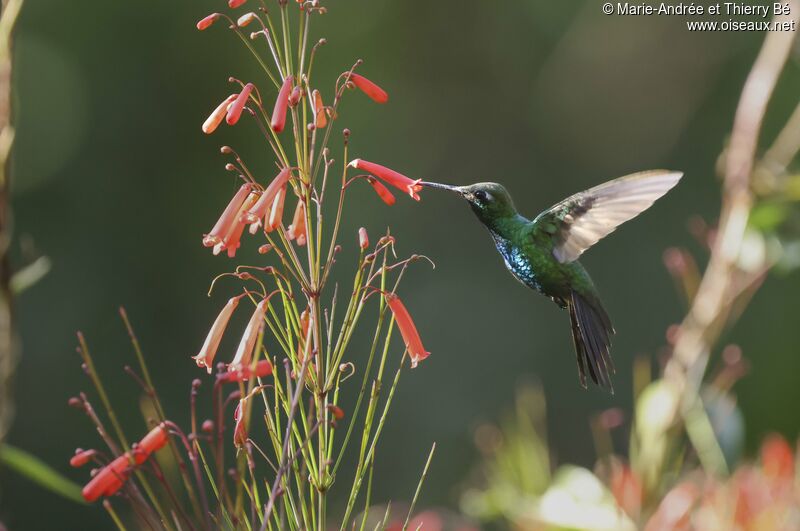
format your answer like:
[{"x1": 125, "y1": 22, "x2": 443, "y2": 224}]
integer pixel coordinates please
[{"x1": 420, "y1": 181, "x2": 517, "y2": 225}]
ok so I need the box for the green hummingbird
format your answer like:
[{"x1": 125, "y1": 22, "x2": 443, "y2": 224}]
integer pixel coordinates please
[{"x1": 420, "y1": 170, "x2": 683, "y2": 392}]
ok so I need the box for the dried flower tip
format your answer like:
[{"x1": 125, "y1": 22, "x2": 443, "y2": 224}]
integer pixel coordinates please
[
  {"x1": 229, "y1": 0, "x2": 247, "y2": 8},
  {"x1": 229, "y1": 298, "x2": 270, "y2": 368},
  {"x1": 258, "y1": 244, "x2": 273, "y2": 254},
  {"x1": 203, "y1": 184, "x2": 252, "y2": 248},
  {"x1": 193, "y1": 296, "x2": 241, "y2": 373},
  {"x1": 385, "y1": 292, "x2": 429, "y2": 368},
  {"x1": 349, "y1": 159, "x2": 421, "y2": 200},
  {"x1": 271, "y1": 76, "x2": 293, "y2": 133},
  {"x1": 203, "y1": 94, "x2": 237, "y2": 134},
  {"x1": 312, "y1": 90, "x2": 327, "y2": 129},
  {"x1": 366, "y1": 176, "x2": 396, "y2": 206},
  {"x1": 288, "y1": 86, "x2": 303, "y2": 108},
  {"x1": 68, "y1": 396, "x2": 83, "y2": 409},
  {"x1": 197, "y1": 13, "x2": 220, "y2": 31},
  {"x1": 201, "y1": 420, "x2": 215, "y2": 433},
  {"x1": 233, "y1": 401, "x2": 248, "y2": 448},
  {"x1": 237, "y1": 12, "x2": 256, "y2": 27},
  {"x1": 70, "y1": 449, "x2": 97, "y2": 468},
  {"x1": 220, "y1": 145, "x2": 233, "y2": 154},
  {"x1": 307, "y1": 123, "x2": 316, "y2": 132},
  {"x1": 358, "y1": 227, "x2": 369, "y2": 250},
  {"x1": 226, "y1": 82, "x2": 255, "y2": 126},
  {"x1": 342, "y1": 128, "x2": 351, "y2": 138},
  {"x1": 348, "y1": 73, "x2": 388, "y2": 104},
  {"x1": 327, "y1": 404, "x2": 345, "y2": 420}
]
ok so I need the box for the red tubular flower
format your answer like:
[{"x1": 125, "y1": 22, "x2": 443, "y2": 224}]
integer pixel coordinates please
[
  {"x1": 349, "y1": 73, "x2": 388, "y2": 103},
  {"x1": 229, "y1": 298, "x2": 270, "y2": 368},
  {"x1": 267, "y1": 186, "x2": 287, "y2": 231},
  {"x1": 327, "y1": 404, "x2": 345, "y2": 420},
  {"x1": 70, "y1": 449, "x2": 97, "y2": 468},
  {"x1": 384, "y1": 292, "x2": 429, "y2": 368},
  {"x1": 366, "y1": 176, "x2": 396, "y2": 206},
  {"x1": 244, "y1": 167, "x2": 291, "y2": 223},
  {"x1": 133, "y1": 424, "x2": 169, "y2": 464},
  {"x1": 226, "y1": 83, "x2": 255, "y2": 126},
  {"x1": 761, "y1": 434, "x2": 794, "y2": 481},
  {"x1": 214, "y1": 192, "x2": 259, "y2": 257},
  {"x1": 202, "y1": 94, "x2": 237, "y2": 134},
  {"x1": 349, "y1": 159, "x2": 421, "y2": 200},
  {"x1": 82, "y1": 455, "x2": 131, "y2": 502},
  {"x1": 228, "y1": 0, "x2": 247, "y2": 7},
  {"x1": 271, "y1": 76, "x2": 293, "y2": 133},
  {"x1": 219, "y1": 359, "x2": 273, "y2": 383},
  {"x1": 287, "y1": 200, "x2": 307, "y2": 246},
  {"x1": 196, "y1": 13, "x2": 219, "y2": 31},
  {"x1": 358, "y1": 227, "x2": 369, "y2": 250},
  {"x1": 193, "y1": 296, "x2": 241, "y2": 373},
  {"x1": 312, "y1": 90, "x2": 327, "y2": 128},
  {"x1": 203, "y1": 184, "x2": 253, "y2": 248},
  {"x1": 258, "y1": 244, "x2": 272, "y2": 254}
]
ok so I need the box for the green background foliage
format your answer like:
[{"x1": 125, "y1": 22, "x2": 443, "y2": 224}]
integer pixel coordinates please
[{"x1": 2, "y1": 1, "x2": 799, "y2": 528}]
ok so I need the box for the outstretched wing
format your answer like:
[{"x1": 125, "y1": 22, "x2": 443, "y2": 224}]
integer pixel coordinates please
[{"x1": 532, "y1": 170, "x2": 683, "y2": 263}]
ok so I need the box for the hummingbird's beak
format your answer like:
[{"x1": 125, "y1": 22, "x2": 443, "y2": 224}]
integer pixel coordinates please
[{"x1": 419, "y1": 181, "x2": 464, "y2": 194}]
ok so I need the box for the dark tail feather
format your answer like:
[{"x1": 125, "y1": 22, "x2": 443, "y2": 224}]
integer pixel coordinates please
[{"x1": 568, "y1": 291, "x2": 616, "y2": 392}]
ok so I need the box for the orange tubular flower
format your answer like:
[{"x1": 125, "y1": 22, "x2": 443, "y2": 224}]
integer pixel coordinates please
[
  {"x1": 327, "y1": 405, "x2": 345, "y2": 420},
  {"x1": 312, "y1": 90, "x2": 327, "y2": 128},
  {"x1": 244, "y1": 167, "x2": 291, "y2": 223},
  {"x1": 267, "y1": 186, "x2": 287, "y2": 231},
  {"x1": 214, "y1": 191, "x2": 259, "y2": 257},
  {"x1": 358, "y1": 227, "x2": 369, "y2": 250},
  {"x1": 287, "y1": 200, "x2": 307, "y2": 246},
  {"x1": 193, "y1": 295, "x2": 242, "y2": 373},
  {"x1": 384, "y1": 292, "x2": 429, "y2": 368},
  {"x1": 219, "y1": 359, "x2": 273, "y2": 383},
  {"x1": 82, "y1": 455, "x2": 131, "y2": 502},
  {"x1": 349, "y1": 73, "x2": 388, "y2": 104},
  {"x1": 196, "y1": 13, "x2": 219, "y2": 31},
  {"x1": 366, "y1": 176, "x2": 396, "y2": 206},
  {"x1": 226, "y1": 82, "x2": 255, "y2": 126},
  {"x1": 203, "y1": 184, "x2": 253, "y2": 248},
  {"x1": 70, "y1": 449, "x2": 97, "y2": 468},
  {"x1": 202, "y1": 94, "x2": 237, "y2": 134},
  {"x1": 349, "y1": 159, "x2": 421, "y2": 200},
  {"x1": 133, "y1": 424, "x2": 169, "y2": 464},
  {"x1": 271, "y1": 76, "x2": 293, "y2": 133},
  {"x1": 229, "y1": 298, "x2": 270, "y2": 368}
]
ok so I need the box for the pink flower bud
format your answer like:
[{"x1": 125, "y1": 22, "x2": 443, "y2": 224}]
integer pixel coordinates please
[
  {"x1": 197, "y1": 13, "x2": 220, "y2": 31},
  {"x1": 70, "y1": 449, "x2": 97, "y2": 468},
  {"x1": 237, "y1": 12, "x2": 256, "y2": 27},
  {"x1": 288, "y1": 86, "x2": 303, "y2": 107},
  {"x1": 358, "y1": 227, "x2": 369, "y2": 250},
  {"x1": 229, "y1": 0, "x2": 247, "y2": 8},
  {"x1": 202, "y1": 94, "x2": 237, "y2": 134},
  {"x1": 271, "y1": 76, "x2": 293, "y2": 133},
  {"x1": 226, "y1": 83, "x2": 255, "y2": 126}
]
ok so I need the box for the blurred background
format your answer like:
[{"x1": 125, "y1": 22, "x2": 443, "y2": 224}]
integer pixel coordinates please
[{"x1": 2, "y1": 0, "x2": 799, "y2": 528}]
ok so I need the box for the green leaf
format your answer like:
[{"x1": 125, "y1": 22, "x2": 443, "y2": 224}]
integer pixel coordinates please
[
  {"x1": 0, "y1": 443, "x2": 86, "y2": 504},
  {"x1": 749, "y1": 202, "x2": 788, "y2": 232}
]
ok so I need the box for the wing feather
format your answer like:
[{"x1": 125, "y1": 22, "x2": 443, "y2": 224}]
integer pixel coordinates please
[{"x1": 534, "y1": 170, "x2": 683, "y2": 263}]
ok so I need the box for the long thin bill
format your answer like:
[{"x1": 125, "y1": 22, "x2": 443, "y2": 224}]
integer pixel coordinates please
[{"x1": 418, "y1": 181, "x2": 462, "y2": 192}]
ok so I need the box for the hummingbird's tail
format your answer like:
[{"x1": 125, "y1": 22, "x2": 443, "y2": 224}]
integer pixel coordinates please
[{"x1": 567, "y1": 291, "x2": 616, "y2": 392}]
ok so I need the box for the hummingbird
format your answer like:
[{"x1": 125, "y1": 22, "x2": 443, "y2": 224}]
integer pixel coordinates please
[{"x1": 421, "y1": 170, "x2": 683, "y2": 392}]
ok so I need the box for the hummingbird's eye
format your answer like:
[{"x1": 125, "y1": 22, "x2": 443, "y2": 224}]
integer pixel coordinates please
[{"x1": 474, "y1": 190, "x2": 490, "y2": 203}]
